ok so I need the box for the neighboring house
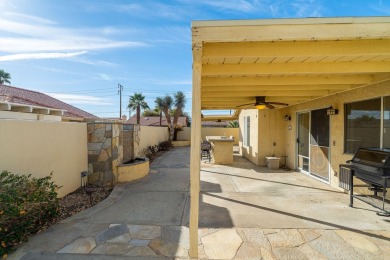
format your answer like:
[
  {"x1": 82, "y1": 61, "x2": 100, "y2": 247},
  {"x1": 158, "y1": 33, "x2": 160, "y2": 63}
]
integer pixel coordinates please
[
  {"x1": 0, "y1": 84, "x2": 97, "y2": 120},
  {"x1": 126, "y1": 116, "x2": 188, "y2": 127}
]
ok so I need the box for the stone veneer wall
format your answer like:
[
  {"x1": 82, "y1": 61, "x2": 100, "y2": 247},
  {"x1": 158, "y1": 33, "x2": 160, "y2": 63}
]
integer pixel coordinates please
[
  {"x1": 123, "y1": 124, "x2": 135, "y2": 163},
  {"x1": 87, "y1": 123, "x2": 123, "y2": 185}
]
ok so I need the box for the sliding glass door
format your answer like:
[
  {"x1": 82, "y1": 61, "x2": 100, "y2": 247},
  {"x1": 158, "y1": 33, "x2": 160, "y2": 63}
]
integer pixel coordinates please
[
  {"x1": 297, "y1": 112, "x2": 310, "y2": 172},
  {"x1": 310, "y1": 108, "x2": 330, "y2": 181},
  {"x1": 297, "y1": 109, "x2": 330, "y2": 182}
]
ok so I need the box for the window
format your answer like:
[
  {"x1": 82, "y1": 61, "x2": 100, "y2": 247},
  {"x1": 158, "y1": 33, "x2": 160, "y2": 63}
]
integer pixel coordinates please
[
  {"x1": 345, "y1": 98, "x2": 381, "y2": 154},
  {"x1": 243, "y1": 116, "x2": 250, "y2": 147}
]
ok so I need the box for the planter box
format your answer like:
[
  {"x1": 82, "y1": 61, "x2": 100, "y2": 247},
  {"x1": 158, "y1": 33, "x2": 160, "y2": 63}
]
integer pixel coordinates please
[
  {"x1": 116, "y1": 158, "x2": 150, "y2": 182},
  {"x1": 172, "y1": 141, "x2": 190, "y2": 147}
]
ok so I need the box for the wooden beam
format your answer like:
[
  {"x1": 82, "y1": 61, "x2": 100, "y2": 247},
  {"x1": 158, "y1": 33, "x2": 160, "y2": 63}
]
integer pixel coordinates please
[
  {"x1": 202, "y1": 116, "x2": 238, "y2": 121},
  {"x1": 202, "y1": 61, "x2": 390, "y2": 76},
  {"x1": 202, "y1": 85, "x2": 355, "y2": 92},
  {"x1": 202, "y1": 90, "x2": 331, "y2": 97},
  {"x1": 203, "y1": 39, "x2": 390, "y2": 58},
  {"x1": 193, "y1": 20, "x2": 390, "y2": 43},
  {"x1": 189, "y1": 42, "x2": 202, "y2": 259},
  {"x1": 202, "y1": 75, "x2": 373, "y2": 86},
  {"x1": 202, "y1": 96, "x2": 315, "y2": 102}
]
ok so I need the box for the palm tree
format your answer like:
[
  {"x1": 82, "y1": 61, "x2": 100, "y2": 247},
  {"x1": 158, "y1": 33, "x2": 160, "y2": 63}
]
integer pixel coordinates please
[
  {"x1": 173, "y1": 91, "x2": 186, "y2": 126},
  {"x1": 155, "y1": 95, "x2": 173, "y2": 139},
  {"x1": 172, "y1": 91, "x2": 186, "y2": 140},
  {"x1": 227, "y1": 121, "x2": 239, "y2": 128},
  {"x1": 0, "y1": 70, "x2": 11, "y2": 84},
  {"x1": 127, "y1": 93, "x2": 149, "y2": 124}
]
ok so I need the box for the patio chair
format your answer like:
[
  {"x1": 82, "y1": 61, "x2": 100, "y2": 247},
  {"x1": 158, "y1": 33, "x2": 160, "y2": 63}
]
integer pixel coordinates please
[{"x1": 201, "y1": 140, "x2": 211, "y2": 162}]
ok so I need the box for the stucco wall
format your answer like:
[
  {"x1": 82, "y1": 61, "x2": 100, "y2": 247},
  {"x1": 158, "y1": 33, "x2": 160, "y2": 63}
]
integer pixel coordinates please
[
  {"x1": 0, "y1": 120, "x2": 87, "y2": 197},
  {"x1": 250, "y1": 80, "x2": 390, "y2": 194},
  {"x1": 137, "y1": 126, "x2": 170, "y2": 156},
  {"x1": 283, "y1": 81, "x2": 390, "y2": 189},
  {"x1": 239, "y1": 110, "x2": 259, "y2": 165},
  {"x1": 177, "y1": 127, "x2": 239, "y2": 145},
  {"x1": 257, "y1": 109, "x2": 287, "y2": 166}
]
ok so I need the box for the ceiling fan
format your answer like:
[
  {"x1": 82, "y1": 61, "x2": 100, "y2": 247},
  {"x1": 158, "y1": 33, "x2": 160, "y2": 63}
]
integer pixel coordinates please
[{"x1": 236, "y1": 96, "x2": 288, "y2": 109}]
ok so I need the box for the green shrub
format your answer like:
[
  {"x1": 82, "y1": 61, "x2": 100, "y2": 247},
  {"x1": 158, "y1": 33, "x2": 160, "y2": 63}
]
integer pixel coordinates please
[{"x1": 0, "y1": 171, "x2": 60, "y2": 258}]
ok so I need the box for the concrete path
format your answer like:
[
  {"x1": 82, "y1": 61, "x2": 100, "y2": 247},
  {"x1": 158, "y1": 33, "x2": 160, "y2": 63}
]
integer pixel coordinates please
[{"x1": 10, "y1": 147, "x2": 390, "y2": 259}]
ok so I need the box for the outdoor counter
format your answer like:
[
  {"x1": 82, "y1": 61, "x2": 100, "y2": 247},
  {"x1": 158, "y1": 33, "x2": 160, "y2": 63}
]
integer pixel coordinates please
[{"x1": 206, "y1": 136, "x2": 234, "y2": 165}]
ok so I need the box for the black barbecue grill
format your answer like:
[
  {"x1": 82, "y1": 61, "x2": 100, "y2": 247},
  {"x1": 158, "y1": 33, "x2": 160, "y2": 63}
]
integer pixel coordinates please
[{"x1": 340, "y1": 147, "x2": 390, "y2": 216}]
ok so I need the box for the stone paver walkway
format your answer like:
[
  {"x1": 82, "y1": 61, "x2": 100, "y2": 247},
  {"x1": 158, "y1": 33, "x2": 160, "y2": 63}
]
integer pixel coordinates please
[{"x1": 9, "y1": 147, "x2": 390, "y2": 260}]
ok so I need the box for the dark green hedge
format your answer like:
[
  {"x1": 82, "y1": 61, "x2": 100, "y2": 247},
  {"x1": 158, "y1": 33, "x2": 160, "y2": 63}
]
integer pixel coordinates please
[{"x1": 0, "y1": 171, "x2": 60, "y2": 258}]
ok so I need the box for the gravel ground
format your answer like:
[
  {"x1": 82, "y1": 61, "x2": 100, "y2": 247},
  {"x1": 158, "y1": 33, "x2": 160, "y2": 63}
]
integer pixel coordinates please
[{"x1": 57, "y1": 185, "x2": 113, "y2": 222}]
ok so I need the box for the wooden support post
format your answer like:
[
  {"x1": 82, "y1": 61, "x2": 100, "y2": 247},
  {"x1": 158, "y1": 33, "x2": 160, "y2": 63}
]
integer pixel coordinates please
[{"x1": 189, "y1": 42, "x2": 202, "y2": 259}]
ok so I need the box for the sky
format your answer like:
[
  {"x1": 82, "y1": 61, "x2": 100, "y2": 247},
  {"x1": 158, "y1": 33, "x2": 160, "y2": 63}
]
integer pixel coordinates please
[{"x1": 0, "y1": 0, "x2": 389, "y2": 118}]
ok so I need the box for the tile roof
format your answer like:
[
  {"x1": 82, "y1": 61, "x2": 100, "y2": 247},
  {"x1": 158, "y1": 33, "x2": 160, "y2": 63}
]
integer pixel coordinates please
[
  {"x1": 0, "y1": 84, "x2": 97, "y2": 118},
  {"x1": 126, "y1": 116, "x2": 187, "y2": 127}
]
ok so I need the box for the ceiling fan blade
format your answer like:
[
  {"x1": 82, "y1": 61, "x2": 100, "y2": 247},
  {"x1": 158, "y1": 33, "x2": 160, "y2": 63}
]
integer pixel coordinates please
[
  {"x1": 266, "y1": 103, "x2": 275, "y2": 109},
  {"x1": 236, "y1": 103, "x2": 254, "y2": 108},
  {"x1": 267, "y1": 102, "x2": 289, "y2": 106}
]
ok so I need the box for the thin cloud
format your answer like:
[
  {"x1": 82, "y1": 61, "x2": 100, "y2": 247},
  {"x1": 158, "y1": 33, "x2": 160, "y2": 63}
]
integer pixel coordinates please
[
  {"x1": 4, "y1": 12, "x2": 57, "y2": 25},
  {"x1": 85, "y1": 2, "x2": 190, "y2": 21},
  {"x1": 47, "y1": 93, "x2": 114, "y2": 106},
  {"x1": 0, "y1": 51, "x2": 87, "y2": 62},
  {"x1": 99, "y1": 73, "x2": 112, "y2": 81},
  {"x1": 195, "y1": 0, "x2": 256, "y2": 12},
  {"x1": 0, "y1": 15, "x2": 148, "y2": 54}
]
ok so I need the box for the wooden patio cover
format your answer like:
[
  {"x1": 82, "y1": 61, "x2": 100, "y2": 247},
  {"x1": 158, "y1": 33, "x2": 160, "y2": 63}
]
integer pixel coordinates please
[{"x1": 189, "y1": 17, "x2": 390, "y2": 258}]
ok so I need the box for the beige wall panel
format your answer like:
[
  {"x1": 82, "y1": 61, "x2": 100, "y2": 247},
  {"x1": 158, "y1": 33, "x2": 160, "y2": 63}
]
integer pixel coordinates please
[
  {"x1": 239, "y1": 109, "x2": 259, "y2": 165},
  {"x1": 137, "y1": 126, "x2": 170, "y2": 156},
  {"x1": 0, "y1": 120, "x2": 87, "y2": 197},
  {"x1": 257, "y1": 109, "x2": 287, "y2": 166}
]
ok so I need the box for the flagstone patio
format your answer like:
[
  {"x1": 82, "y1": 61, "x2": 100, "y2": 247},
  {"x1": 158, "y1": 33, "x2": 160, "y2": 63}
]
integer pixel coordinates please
[{"x1": 10, "y1": 147, "x2": 390, "y2": 260}]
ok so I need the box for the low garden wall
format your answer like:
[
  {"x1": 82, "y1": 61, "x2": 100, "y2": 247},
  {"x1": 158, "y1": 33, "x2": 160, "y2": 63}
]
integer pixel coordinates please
[
  {"x1": 136, "y1": 126, "x2": 170, "y2": 156},
  {"x1": 0, "y1": 120, "x2": 87, "y2": 197}
]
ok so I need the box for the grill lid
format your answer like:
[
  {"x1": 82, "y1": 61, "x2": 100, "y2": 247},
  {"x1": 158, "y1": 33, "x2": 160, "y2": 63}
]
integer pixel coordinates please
[{"x1": 351, "y1": 148, "x2": 390, "y2": 167}]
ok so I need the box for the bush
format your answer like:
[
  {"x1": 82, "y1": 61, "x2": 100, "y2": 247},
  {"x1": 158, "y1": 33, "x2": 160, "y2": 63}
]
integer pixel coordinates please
[{"x1": 0, "y1": 171, "x2": 60, "y2": 258}]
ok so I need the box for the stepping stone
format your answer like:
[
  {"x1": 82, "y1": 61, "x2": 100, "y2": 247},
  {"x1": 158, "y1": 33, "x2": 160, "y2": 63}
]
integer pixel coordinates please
[
  {"x1": 335, "y1": 230, "x2": 380, "y2": 254},
  {"x1": 308, "y1": 230, "x2": 364, "y2": 259},
  {"x1": 107, "y1": 233, "x2": 132, "y2": 243},
  {"x1": 95, "y1": 224, "x2": 129, "y2": 244},
  {"x1": 234, "y1": 242, "x2": 261, "y2": 260},
  {"x1": 237, "y1": 228, "x2": 271, "y2": 251},
  {"x1": 129, "y1": 239, "x2": 150, "y2": 247},
  {"x1": 128, "y1": 225, "x2": 161, "y2": 239},
  {"x1": 162, "y1": 226, "x2": 201, "y2": 250},
  {"x1": 273, "y1": 247, "x2": 308, "y2": 260},
  {"x1": 57, "y1": 237, "x2": 96, "y2": 254},
  {"x1": 90, "y1": 243, "x2": 133, "y2": 255},
  {"x1": 149, "y1": 237, "x2": 188, "y2": 258},
  {"x1": 202, "y1": 229, "x2": 242, "y2": 259},
  {"x1": 126, "y1": 246, "x2": 157, "y2": 257},
  {"x1": 266, "y1": 229, "x2": 305, "y2": 248}
]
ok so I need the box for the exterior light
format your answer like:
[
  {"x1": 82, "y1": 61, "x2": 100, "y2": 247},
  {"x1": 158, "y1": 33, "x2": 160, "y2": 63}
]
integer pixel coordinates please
[
  {"x1": 327, "y1": 107, "x2": 338, "y2": 115},
  {"x1": 284, "y1": 114, "x2": 291, "y2": 121},
  {"x1": 255, "y1": 104, "x2": 266, "y2": 109}
]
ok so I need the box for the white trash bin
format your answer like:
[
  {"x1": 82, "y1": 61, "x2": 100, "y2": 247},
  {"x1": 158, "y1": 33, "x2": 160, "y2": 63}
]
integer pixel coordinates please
[{"x1": 265, "y1": 157, "x2": 280, "y2": 170}]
